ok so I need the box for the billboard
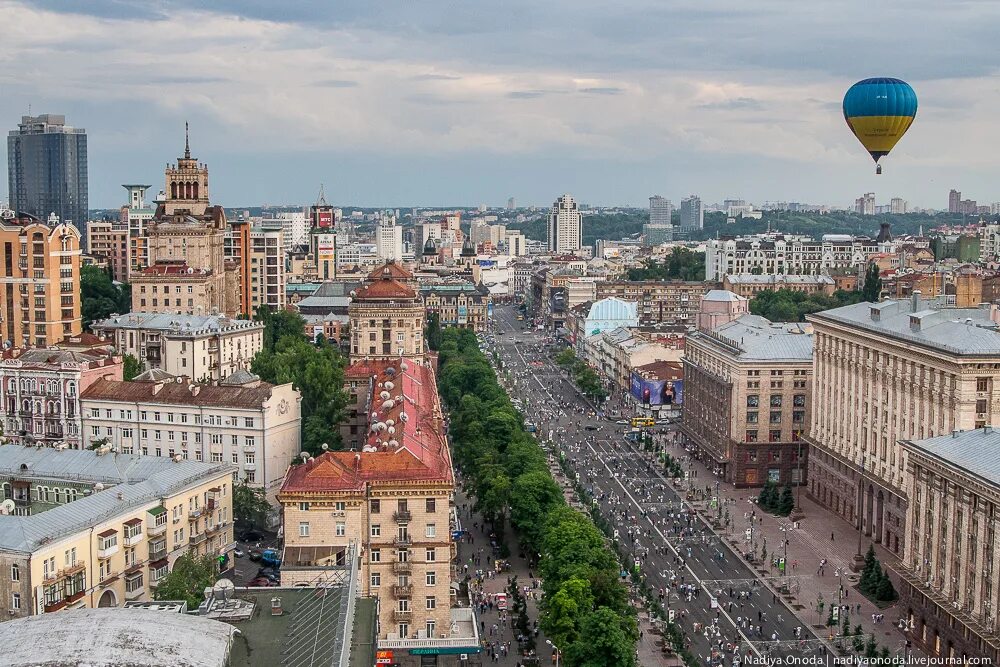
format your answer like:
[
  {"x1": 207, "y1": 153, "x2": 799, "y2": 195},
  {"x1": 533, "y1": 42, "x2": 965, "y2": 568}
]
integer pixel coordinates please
[
  {"x1": 629, "y1": 373, "x2": 683, "y2": 406},
  {"x1": 478, "y1": 259, "x2": 496, "y2": 268},
  {"x1": 313, "y1": 208, "x2": 333, "y2": 228}
]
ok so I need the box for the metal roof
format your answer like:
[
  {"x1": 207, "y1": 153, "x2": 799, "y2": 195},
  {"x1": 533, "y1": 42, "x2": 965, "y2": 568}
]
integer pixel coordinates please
[
  {"x1": 903, "y1": 428, "x2": 1000, "y2": 487},
  {"x1": 695, "y1": 314, "x2": 813, "y2": 361},
  {"x1": 94, "y1": 312, "x2": 262, "y2": 335}
]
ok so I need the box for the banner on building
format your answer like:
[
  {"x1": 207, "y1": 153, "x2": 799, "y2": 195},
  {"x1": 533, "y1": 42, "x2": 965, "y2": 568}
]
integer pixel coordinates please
[{"x1": 629, "y1": 374, "x2": 683, "y2": 406}]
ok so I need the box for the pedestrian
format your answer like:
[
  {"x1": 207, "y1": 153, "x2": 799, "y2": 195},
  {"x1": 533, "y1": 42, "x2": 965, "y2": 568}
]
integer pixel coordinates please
[{"x1": 831, "y1": 531, "x2": 835, "y2": 541}]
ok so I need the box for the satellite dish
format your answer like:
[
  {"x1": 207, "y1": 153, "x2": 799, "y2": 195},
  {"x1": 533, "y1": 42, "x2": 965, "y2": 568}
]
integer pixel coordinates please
[
  {"x1": 213, "y1": 578, "x2": 235, "y2": 600},
  {"x1": 0, "y1": 499, "x2": 14, "y2": 515}
]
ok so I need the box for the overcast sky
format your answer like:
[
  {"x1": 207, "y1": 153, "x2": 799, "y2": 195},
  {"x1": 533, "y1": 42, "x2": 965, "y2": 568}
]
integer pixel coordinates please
[{"x1": 1, "y1": 0, "x2": 998, "y2": 210}]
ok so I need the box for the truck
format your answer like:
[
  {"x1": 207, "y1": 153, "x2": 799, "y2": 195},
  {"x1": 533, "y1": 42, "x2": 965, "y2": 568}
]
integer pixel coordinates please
[{"x1": 261, "y1": 548, "x2": 281, "y2": 568}]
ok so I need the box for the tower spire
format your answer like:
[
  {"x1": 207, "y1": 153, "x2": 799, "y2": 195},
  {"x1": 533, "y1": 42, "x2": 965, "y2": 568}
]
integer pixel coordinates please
[
  {"x1": 317, "y1": 183, "x2": 327, "y2": 206},
  {"x1": 184, "y1": 121, "x2": 190, "y2": 159}
]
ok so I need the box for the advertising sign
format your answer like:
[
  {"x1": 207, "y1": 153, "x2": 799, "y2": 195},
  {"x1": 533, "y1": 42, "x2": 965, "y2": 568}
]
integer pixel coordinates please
[
  {"x1": 457, "y1": 305, "x2": 468, "y2": 325},
  {"x1": 629, "y1": 374, "x2": 683, "y2": 406},
  {"x1": 315, "y1": 209, "x2": 333, "y2": 228},
  {"x1": 375, "y1": 649, "x2": 394, "y2": 664}
]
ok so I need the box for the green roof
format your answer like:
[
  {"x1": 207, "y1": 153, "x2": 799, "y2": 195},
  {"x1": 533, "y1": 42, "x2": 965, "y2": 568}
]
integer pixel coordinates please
[{"x1": 147, "y1": 505, "x2": 167, "y2": 516}]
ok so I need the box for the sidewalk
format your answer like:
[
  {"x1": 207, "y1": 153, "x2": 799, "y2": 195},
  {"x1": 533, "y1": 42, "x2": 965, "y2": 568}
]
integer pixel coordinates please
[{"x1": 659, "y1": 438, "x2": 917, "y2": 657}]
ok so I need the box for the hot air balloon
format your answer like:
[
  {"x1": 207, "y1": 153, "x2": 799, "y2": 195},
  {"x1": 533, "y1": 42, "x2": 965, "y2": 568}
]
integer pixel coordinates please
[{"x1": 843, "y1": 77, "x2": 917, "y2": 174}]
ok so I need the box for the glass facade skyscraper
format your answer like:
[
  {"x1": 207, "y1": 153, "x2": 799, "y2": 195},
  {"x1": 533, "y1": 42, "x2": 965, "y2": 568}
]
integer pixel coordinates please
[{"x1": 7, "y1": 114, "x2": 88, "y2": 240}]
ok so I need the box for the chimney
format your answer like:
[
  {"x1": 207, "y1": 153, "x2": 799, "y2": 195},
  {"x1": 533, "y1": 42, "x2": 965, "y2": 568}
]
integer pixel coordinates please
[{"x1": 911, "y1": 290, "x2": 922, "y2": 312}]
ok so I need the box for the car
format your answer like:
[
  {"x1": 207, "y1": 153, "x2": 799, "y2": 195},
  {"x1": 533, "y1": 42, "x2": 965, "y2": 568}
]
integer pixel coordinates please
[
  {"x1": 248, "y1": 549, "x2": 262, "y2": 562},
  {"x1": 233, "y1": 548, "x2": 245, "y2": 558},
  {"x1": 257, "y1": 567, "x2": 279, "y2": 578},
  {"x1": 584, "y1": 425, "x2": 598, "y2": 431},
  {"x1": 616, "y1": 419, "x2": 629, "y2": 425}
]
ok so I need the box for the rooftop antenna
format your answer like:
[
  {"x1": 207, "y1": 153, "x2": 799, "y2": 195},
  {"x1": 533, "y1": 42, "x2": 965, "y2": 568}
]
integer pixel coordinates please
[
  {"x1": 184, "y1": 121, "x2": 191, "y2": 159},
  {"x1": 317, "y1": 183, "x2": 327, "y2": 206}
]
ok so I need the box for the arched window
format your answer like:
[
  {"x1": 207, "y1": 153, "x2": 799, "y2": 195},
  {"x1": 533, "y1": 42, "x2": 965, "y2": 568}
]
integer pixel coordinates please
[
  {"x1": 38, "y1": 486, "x2": 48, "y2": 502},
  {"x1": 192, "y1": 182, "x2": 199, "y2": 199},
  {"x1": 170, "y1": 182, "x2": 178, "y2": 199},
  {"x1": 54, "y1": 488, "x2": 62, "y2": 504}
]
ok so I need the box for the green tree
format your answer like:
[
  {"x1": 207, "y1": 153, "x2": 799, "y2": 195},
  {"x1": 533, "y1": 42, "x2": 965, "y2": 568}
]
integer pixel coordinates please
[
  {"x1": 509, "y1": 470, "x2": 563, "y2": 550},
  {"x1": 861, "y1": 263, "x2": 883, "y2": 303},
  {"x1": 233, "y1": 481, "x2": 271, "y2": 528},
  {"x1": 122, "y1": 354, "x2": 143, "y2": 381},
  {"x1": 153, "y1": 553, "x2": 218, "y2": 608},
  {"x1": 864, "y1": 634, "x2": 878, "y2": 659},
  {"x1": 544, "y1": 577, "x2": 594, "y2": 649},
  {"x1": 565, "y1": 607, "x2": 638, "y2": 667},
  {"x1": 80, "y1": 265, "x2": 130, "y2": 328},
  {"x1": 627, "y1": 248, "x2": 705, "y2": 282},
  {"x1": 778, "y1": 484, "x2": 795, "y2": 516},
  {"x1": 875, "y1": 570, "x2": 897, "y2": 602},
  {"x1": 251, "y1": 336, "x2": 347, "y2": 454},
  {"x1": 426, "y1": 312, "x2": 443, "y2": 351},
  {"x1": 554, "y1": 347, "x2": 577, "y2": 368},
  {"x1": 254, "y1": 305, "x2": 307, "y2": 352}
]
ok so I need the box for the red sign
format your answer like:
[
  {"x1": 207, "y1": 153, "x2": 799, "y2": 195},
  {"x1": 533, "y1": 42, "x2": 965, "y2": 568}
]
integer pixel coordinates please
[
  {"x1": 375, "y1": 650, "x2": 393, "y2": 665},
  {"x1": 316, "y1": 210, "x2": 333, "y2": 228}
]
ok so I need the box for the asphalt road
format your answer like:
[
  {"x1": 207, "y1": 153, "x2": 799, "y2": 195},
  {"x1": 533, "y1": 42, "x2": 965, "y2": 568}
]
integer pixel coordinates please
[{"x1": 486, "y1": 305, "x2": 830, "y2": 666}]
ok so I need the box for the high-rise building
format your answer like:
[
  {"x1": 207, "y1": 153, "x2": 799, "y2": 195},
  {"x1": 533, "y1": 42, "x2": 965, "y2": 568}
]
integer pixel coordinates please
[
  {"x1": 507, "y1": 197, "x2": 516, "y2": 210},
  {"x1": 889, "y1": 197, "x2": 908, "y2": 214},
  {"x1": 229, "y1": 221, "x2": 285, "y2": 315},
  {"x1": 646, "y1": 196, "x2": 673, "y2": 245},
  {"x1": 949, "y1": 189, "x2": 961, "y2": 213},
  {"x1": 7, "y1": 115, "x2": 88, "y2": 243},
  {"x1": 375, "y1": 213, "x2": 403, "y2": 262},
  {"x1": 547, "y1": 194, "x2": 583, "y2": 254},
  {"x1": 0, "y1": 207, "x2": 82, "y2": 346},
  {"x1": 680, "y1": 195, "x2": 703, "y2": 230},
  {"x1": 854, "y1": 192, "x2": 876, "y2": 215},
  {"x1": 121, "y1": 184, "x2": 154, "y2": 278},
  {"x1": 130, "y1": 128, "x2": 240, "y2": 317},
  {"x1": 86, "y1": 220, "x2": 129, "y2": 281}
]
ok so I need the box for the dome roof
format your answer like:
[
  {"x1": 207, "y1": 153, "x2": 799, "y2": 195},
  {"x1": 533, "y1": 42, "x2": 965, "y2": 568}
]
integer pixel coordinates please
[
  {"x1": 461, "y1": 236, "x2": 476, "y2": 257},
  {"x1": 423, "y1": 236, "x2": 437, "y2": 255},
  {"x1": 221, "y1": 368, "x2": 261, "y2": 386}
]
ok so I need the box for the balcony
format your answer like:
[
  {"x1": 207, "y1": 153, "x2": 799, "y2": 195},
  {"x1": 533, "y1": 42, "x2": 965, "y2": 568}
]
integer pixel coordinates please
[
  {"x1": 97, "y1": 544, "x2": 119, "y2": 560},
  {"x1": 392, "y1": 561, "x2": 412, "y2": 575},
  {"x1": 188, "y1": 507, "x2": 204, "y2": 520},
  {"x1": 392, "y1": 609, "x2": 413, "y2": 623},
  {"x1": 124, "y1": 532, "x2": 143, "y2": 548},
  {"x1": 207, "y1": 498, "x2": 217, "y2": 512},
  {"x1": 190, "y1": 531, "x2": 207, "y2": 545},
  {"x1": 147, "y1": 521, "x2": 167, "y2": 538},
  {"x1": 394, "y1": 535, "x2": 412, "y2": 547},
  {"x1": 207, "y1": 520, "x2": 227, "y2": 535},
  {"x1": 149, "y1": 547, "x2": 168, "y2": 562},
  {"x1": 391, "y1": 584, "x2": 413, "y2": 597},
  {"x1": 43, "y1": 597, "x2": 67, "y2": 613},
  {"x1": 61, "y1": 562, "x2": 85, "y2": 578},
  {"x1": 393, "y1": 510, "x2": 412, "y2": 523},
  {"x1": 99, "y1": 570, "x2": 118, "y2": 586},
  {"x1": 125, "y1": 585, "x2": 144, "y2": 601}
]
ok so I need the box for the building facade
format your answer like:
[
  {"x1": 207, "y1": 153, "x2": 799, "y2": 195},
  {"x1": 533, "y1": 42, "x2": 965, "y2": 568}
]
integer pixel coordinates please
[
  {"x1": 705, "y1": 233, "x2": 889, "y2": 281},
  {"x1": 547, "y1": 194, "x2": 583, "y2": 254},
  {"x1": 722, "y1": 274, "x2": 836, "y2": 298},
  {"x1": 0, "y1": 346, "x2": 122, "y2": 450},
  {"x1": 680, "y1": 195, "x2": 703, "y2": 231},
  {"x1": 0, "y1": 208, "x2": 83, "y2": 347},
  {"x1": 595, "y1": 280, "x2": 714, "y2": 327},
  {"x1": 92, "y1": 313, "x2": 263, "y2": 382},
  {"x1": 80, "y1": 370, "x2": 300, "y2": 492},
  {"x1": 7, "y1": 115, "x2": 88, "y2": 241},
  {"x1": 805, "y1": 297, "x2": 1000, "y2": 556},
  {"x1": 682, "y1": 315, "x2": 813, "y2": 487},
  {"x1": 419, "y1": 281, "x2": 490, "y2": 332},
  {"x1": 897, "y1": 429, "x2": 1000, "y2": 663},
  {"x1": 121, "y1": 184, "x2": 154, "y2": 278},
  {"x1": 348, "y1": 263, "x2": 424, "y2": 363},
  {"x1": 86, "y1": 220, "x2": 129, "y2": 282},
  {"x1": 0, "y1": 445, "x2": 234, "y2": 621}
]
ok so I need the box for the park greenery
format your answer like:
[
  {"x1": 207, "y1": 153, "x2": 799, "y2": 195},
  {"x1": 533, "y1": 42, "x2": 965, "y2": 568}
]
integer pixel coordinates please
[
  {"x1": 860, "y1": 263, "x2": 883, "y2": 303},
  {"x1": 153, "y1": 553, "x2": 220, "y2": 608},
  {"x1": 233, "y1": 480, "x2": 272, "y2": 529},
  {"x1": 756, "y1": 480, "x2": 794, "y2": 516},
  {"x1": 626, "y1": 247, "x2": 705, "y2": 282},
  {"x1": 553, "y1": 347, "x2": 608, "y2": 403},
  {"x1": 859, "y1": 545, "x2": 898, "y2": 603},
  {"x1": 250, "y1": 307, "x2": 348, "y2": 455},
  {"x1": 437, "y1": 328, "x2": 638, "y2": 666},
  {"x1": 80, "y1": 264, "x2": 131, "y2": 328},
  {"x1": 749, "y1": 289, "x2": 861, "y2": 323}
]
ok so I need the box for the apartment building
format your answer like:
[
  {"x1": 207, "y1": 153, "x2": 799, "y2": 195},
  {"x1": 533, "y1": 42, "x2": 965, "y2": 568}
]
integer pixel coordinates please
[
  {"x1": 0, "y1": 208, "x2": 82, "y2": 347},
  {"x1": 704, "y1": 232, "x2": 891, "y2": 281},
  {"x1": 682, "y1": 314, "x2": 813, "y2": 487},
  {"x1": 583, "y1": 327, "x2": 682, "y2": 392},
  {"x1": 565, "y1": 297, "x2": 638, "y2": 354},
  {"x1": 92, "y1": 312, "x2": 263, "y2": 382},
  {"x1": 419, "y1": 281, "x2": 490, "y2": 332},
  {"x1": 0, "y1": 445, "x2": 234, "y2": 620},
  {"x1": 121, "y1": 184, "x2": 154, "y2": 278},
  {"x1": 229, "y1": 221, "x2": 285, "y2": 315},
  {"x1": 80, "y1": 370, "x2": 300, "y2": 492},
  {"x1": 85, "y1": 220, "x2": 129, "y2": 281},
  {"x1": 806, "y1": 296, "x2": 1000, "y2": 556},
  {"x1": 722, "y1": 274, "x2": 835, "y2": 299},
  {"x1": 348, "y1": 263, "x2": 424, "y2": 363},
  {"x1": 278, "y1": 359, "x2": 469, "y2": 657},
  {"x1": 0, "y1": 345, "x2": 122, "y2": 450},
  {"x1": 595, "y1": 280, "x2": 715, "y2": 327},
  {"x1": 898, "y1": 429, "x2": 1000, "y2": 663}
]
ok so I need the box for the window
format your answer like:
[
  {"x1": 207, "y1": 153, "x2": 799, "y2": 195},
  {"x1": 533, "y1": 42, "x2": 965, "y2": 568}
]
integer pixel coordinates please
[
  {"x1": 770, "y1": 450, "x2": 782, "y2": 462},
  {"x1": 231, "y1": 452, "x2": 238, "y2": 464},
  {"x1": 792, "y1": 410, "x2": 805, "y2": 424},
  {"x1": 978, "y1": 377, "x2": 989, "y2": 392},
  {"x1": 371, "y1": 549, "x2": 381, "y2": 563},
  {"x1": 245, "y1": 436, "x2": 255, "y2": 448},
  {"x1": 425, "y1": 524, "x2": 436, "y2": 538},
  {"x1": 769, "y1": 430, "x2": 782, "y2": 443},
  {"x1": 425, "y1": 548, "x2": 436, "y2": 562},
  {"x1": 244, "y1": 452, "x2": 255, "y2": 465},
  {"x1": 371, "y1": 499, "x2": 381, "y2": 513},
  {"x1": 298, "y1": 502, "x2": 310, "y2": 511},
  {"x1": 746, "y1": 450, "x2": 758, "y2": 463},
  {"x1": 769, "y1": 411, "x2": 782, "y2": 424},
  {"x1": 11, "y1": 593, "x2": 19, "y2": 610},
  {"x1": 244, "y1": 417, "x2": 254, "y2": 427},
  {"x1": 425, "y1": 571, "x2": 436, "y2": 586},
  {"x1": 746, "y1": 395, "x2": 759, "y2": 408},
  {"x1": 425, "y1": 498, "x2": 436, "y2": 513},
  {"x1": 770, "y1": 395, "x2": 783, "y2": 407},
  {"x1": 793, "y1": 394, "x2": 806, "y2": 407},
  {"x1": 246, "y1": 471, "x2": 255, "y2": 483},
  {"x1": 371, "y1": 524, "x2": 381, "y2": 537},
  {"x1": 125, "y1": 573, "x2": 144, "y2": 593},
  {"x1": 746, "y1": 412, "x2": 758, "y2": 423},
  {"x1": 91, "y1": 426, "x2": 100, "y2": 437},
  {"x1": 425, "y1": 596, "x2": 436, "y2": 610},
  {"x1": 977, "y1": 399, "x2": 988, "y2": 414},
  {"x1": 745, "y1": 430, "x2": 758, "y2": 443},
  {"x1": 371, "y1": 573, "x2": 381, "y2": 587},
  {"x1": 10, "y1": 564, "x2": 18, "y2": 582},
  {"x1": 299, "y1": 522, "x2": 310, "y2": 537},
  {"x1": 336, "y1": 522, "x2": 345, "y2": 537}
]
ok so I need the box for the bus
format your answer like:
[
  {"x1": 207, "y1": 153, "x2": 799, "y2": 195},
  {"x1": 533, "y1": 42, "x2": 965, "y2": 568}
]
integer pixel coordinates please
[
  {"x1": 630, "y1": 417, "x2": 655, "y2": 428},
  {"x1": 516, "y1": 314, "x2": 524, "y2": 321}
]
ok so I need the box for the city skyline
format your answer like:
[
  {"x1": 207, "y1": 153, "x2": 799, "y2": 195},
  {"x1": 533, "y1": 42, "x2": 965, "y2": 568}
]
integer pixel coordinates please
[{"x1": 2, "y1": 1, "x2": 999, "y2": 210}]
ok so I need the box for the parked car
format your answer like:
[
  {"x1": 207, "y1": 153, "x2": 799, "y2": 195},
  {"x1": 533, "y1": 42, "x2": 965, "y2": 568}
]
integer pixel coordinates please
[
  {"x1": 616, "y1": 419, "x2": 629, "y2": 425},
  {"x1": 584, "y1": 425, "x2": 598, "y2": 431},
  {"x1": 249, "y1": 577, "x2": 277, "y2": 587},
  {"x1": 248, "y1": 549, "x2": 262, "y2": 562},
  {"x1": 233, "y1": 548, "x2": 245, "y2": 558}
]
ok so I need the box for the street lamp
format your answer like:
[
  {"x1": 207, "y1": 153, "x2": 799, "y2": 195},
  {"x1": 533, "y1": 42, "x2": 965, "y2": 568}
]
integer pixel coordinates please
[{"x1": 546, "y1": 639, "x2": 562, "y2": 667}]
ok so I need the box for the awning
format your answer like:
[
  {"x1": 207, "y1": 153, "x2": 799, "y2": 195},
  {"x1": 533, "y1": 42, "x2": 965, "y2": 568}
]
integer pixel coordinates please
[{"x1": 147, "y1": 506, "x2": 167, "y2": 517}]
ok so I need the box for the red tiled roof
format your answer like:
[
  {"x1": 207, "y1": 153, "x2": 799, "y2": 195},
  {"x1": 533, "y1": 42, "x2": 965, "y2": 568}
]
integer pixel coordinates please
[
  {"x1": 282, "y1": 359, "x2": 452, "y2": 493},
  {"x1": 353, "y1": 278, "x2": 416, "y2": 300},
  {"x1": 366, "y1": 262, "x2": 413, "y2": 281},
  {"x1": 81, "y1": 377, "x2": 275, "y2": 409}
]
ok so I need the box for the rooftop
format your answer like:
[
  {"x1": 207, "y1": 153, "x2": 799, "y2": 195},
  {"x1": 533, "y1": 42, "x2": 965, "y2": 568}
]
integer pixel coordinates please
[
  {"x1": 94, "y1": 312, "x2": 263, "y2": 335},
  {"x1": 702, "y1": 289, "x2": 747, "y2": 303},
  {"x1": 81, "y1": 375, "x2": 278, "y2": 409},
  {"x1": 133, "y1": 262, "x2": 212, "y2": 277},
  {"x1": 808, "y1": 298, "x2": 1000, "y2": 355},
  {"x1": 352, "y1": 277, "x2": 417, "y2": 300},
  {"x1": 695, "y1": 314, "x2": 813, "y2": 362},
  {"x1": 366, "y1": 261, "x2": 413, "y2": 282},
  {"x1": 0, "y1": 607, "x2": 237, "y2": 667},
  {"x1": 903, "y1": 428, "x2": 1000, "y2": 487},
  {"x1": 0, "y1": 347, "x2": 119, "y2": 369},
  {"x1": 725, "y1": 274, "x2": 835, "y2": 285},
  {"x1": 0, "y1": 445, "x2": 233, "y2": 553}
]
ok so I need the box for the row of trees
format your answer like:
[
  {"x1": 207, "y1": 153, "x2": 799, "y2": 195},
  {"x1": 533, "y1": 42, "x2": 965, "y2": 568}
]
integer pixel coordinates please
[
  {"x1": 859, "y1": 545, "x2": 897, "y2": 603},
  {"x1": 437, "y1": 328, "x2": 638, "y2": 666},
  {"x1": 553, "y1": 348, "x2": 608, "y2": 403},
  {"x1": 748, "y1": 263, "x2": 882, "y2": 322},
  {"x1": 756, "y1": 480, "x2": 795, "y2": 516},
  {"x1": 626, "y1": 247, "x2": 705, "y2": 282}
]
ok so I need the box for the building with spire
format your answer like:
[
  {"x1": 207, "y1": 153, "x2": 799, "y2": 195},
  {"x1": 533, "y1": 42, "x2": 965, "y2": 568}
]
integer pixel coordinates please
[
  {"x1": 309, "y1": 186, "x2": 338, "y2": 281},
  {"x1": 130, "y1": 127, "x2": 240, "y2": 317},
  {"x1": 348, "y1": 263, "x2": 424, "y2": 363}
]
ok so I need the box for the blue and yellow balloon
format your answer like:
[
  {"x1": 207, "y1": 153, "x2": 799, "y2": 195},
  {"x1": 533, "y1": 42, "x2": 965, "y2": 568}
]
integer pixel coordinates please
[{"x1": 843, "y1": 77, "x2": 917, "y2": 174}]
